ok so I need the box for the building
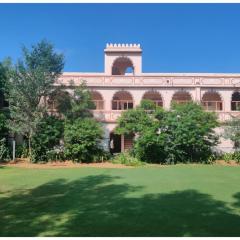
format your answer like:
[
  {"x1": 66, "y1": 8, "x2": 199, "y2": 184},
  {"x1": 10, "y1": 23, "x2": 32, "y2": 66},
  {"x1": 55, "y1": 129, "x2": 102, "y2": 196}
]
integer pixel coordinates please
[{"x1": 53, "y1": 43, "x2": 240, "y2": 153}]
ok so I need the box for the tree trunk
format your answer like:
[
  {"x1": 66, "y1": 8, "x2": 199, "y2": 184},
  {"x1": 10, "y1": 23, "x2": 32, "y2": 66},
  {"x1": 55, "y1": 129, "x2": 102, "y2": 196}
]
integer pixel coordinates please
[{"x1": 28, "y1": 134, "x2": 32, "y2": 162}]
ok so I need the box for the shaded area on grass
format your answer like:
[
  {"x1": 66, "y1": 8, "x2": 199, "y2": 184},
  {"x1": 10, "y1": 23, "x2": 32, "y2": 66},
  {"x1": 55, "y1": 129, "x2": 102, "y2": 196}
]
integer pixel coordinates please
[{"x1": 0, "y1": 174, "x2": 240, "y2": 237}]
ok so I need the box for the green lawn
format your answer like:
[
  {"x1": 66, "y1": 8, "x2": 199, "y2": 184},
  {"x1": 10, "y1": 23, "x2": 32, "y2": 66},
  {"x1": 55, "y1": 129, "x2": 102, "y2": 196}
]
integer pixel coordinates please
[{"x1": 0, "y1": 165, "x2": 240, "y2": 237}]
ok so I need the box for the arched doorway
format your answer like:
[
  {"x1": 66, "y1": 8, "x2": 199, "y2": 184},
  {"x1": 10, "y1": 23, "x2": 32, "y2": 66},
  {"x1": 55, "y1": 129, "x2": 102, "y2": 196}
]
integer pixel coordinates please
[
  {"x1": 112, "y1": 57, "x2": 134, "y2": 75},
  {"x1": 109, "y1": 133, "x2": 134, "y2": 154},
  {"x1": 231, "y1": 92, "x2": 240, "y2": 111},
  {"x1": 112, "y1": 91, "x2": 134, "y2": 110},
  {"x1": 109, "y1": 132, "x2": 121, "y2": 154},
  {"x1": 142, "y1": 91, "x2": 163, "y2": 107},
  {"x1": 171, "y1": 91, "x2": 192, "y2": 105},
  {"x1": 90, "y1": 91, "x2": 104, "y2": 110},
  {"x1": 201, "y1": 92, "x2": 223, "y2": 111}
]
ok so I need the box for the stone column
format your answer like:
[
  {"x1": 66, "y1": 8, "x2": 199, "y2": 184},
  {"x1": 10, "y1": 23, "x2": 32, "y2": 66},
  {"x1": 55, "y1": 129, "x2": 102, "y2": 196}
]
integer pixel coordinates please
[
  {"x1": 221, "y1": 90, "x2": 232, "y2": 112},
  {"x1": 195, "y1": 87, "x2": 201, "y2": 103},
  {"x1": 161, "y1": 89, "x2": 174, "y2": 110}
]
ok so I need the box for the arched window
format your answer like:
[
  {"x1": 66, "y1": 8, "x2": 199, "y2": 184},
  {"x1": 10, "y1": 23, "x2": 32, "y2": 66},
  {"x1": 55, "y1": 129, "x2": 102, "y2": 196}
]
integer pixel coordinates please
[
  {"x1": 112, "y1": 57, "x2": 134, "y2": 75},
  {"x1": 142, "y1": 91, "x2": 163, "y2": 107},
  {"x1": 201, "y1": 92, "x2": 223, "y2": 111},
  {"x1": 90, "y1": 91, "x2": 104, "y2": 110},
  {"x1": 112, "y1": 91, "x2": 134, "y2": 110},
  {"x1": 231, "y1": 92, "x2": 240, "y2": 111},
  {"x1": 171, "y1": 91, "x2": 192, "y2": 105}
]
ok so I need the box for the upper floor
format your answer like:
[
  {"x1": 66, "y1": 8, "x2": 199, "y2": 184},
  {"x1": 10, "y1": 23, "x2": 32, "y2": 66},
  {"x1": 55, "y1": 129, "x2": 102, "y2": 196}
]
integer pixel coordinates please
[
  {"x1": 50, "y1": 44, "x2": 240, "y2": 123},
  {"x1": 55, "y1": 43, "x2": 240, "y2": 88}
]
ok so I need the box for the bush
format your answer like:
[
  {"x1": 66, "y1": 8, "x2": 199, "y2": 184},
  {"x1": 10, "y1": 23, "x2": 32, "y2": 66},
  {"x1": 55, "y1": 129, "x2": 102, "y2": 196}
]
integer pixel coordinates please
[
  {"x1": 46, "y1": 146, "x2": 65, "y2": 162},
  {"x1": 117, "y1": 102, "x2": 219, "y2": 164},
  {"x1": 31, "y1": 115, "x2": 64, "y2": 162},
  {"x1": 133, "y1": 129, "x2": 167, "y2": 164},
  {"x1": 0, "y1": 138, "x2": 10, "y2": 162},
  {"x1": 64, "y1": 118, "x2": 103, "y2": 162},
  {"x1": 222, "y1": 152, "x2": 233, "y2": 163},
  {"x1": 112, "y1": 151, "x2": 145, "y2": 166},
  {"x1": 16, "y1": 141, "x2": 29, "y2": 158},
  {"x1": 233, "y1": 151, "x2": 240, "y2": 163}
]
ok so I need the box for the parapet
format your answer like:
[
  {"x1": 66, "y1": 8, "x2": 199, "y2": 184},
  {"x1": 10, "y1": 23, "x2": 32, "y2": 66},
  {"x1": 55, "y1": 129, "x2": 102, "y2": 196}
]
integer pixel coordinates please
[{"x1": 104, "y1": 43, "x2": 142, "y2": 52}]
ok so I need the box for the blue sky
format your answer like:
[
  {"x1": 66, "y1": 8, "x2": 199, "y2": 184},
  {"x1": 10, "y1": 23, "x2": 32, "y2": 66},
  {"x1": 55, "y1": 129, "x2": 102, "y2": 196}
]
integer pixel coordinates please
[{"x1": 0, "y1": 4, "x2": 240, "y2": 73}]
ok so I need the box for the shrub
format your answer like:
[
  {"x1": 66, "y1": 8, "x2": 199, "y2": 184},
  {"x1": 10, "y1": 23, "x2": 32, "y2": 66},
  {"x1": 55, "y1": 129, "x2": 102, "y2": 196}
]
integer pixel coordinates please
[
  {"x1": 224, "y1": 118, "x2": 240, "y2": 150},
  {"x1": 46, "y1": 146, "x2": 65, "y2": 162},
  {"x1": 222, "y1": 152, "x2": 233, "y2": 163},
  {"x1": 133, "y1": 128, "x2": 167, "y2": 164},
  {"x1": 116, "y1": 102, "x2": 219, "y2": 164},
  {"x1": 64, "y1": 118, "x2": 103, "y2": 162},
  {"x1": 31, "y1": 115, "x2": 64, "y2": 162},
  {"x1": 233, "y1": 151, "x2": 240, "y2": 163},
  {"x1": 0, "y1": 138, "x2": 10, "y2": 162},
  {"x1": 16, "y1": 141, "x2": 29, "y2": 158},
  {"x1": 112, "y1": 151, "x2": 145, "y2": 166}
]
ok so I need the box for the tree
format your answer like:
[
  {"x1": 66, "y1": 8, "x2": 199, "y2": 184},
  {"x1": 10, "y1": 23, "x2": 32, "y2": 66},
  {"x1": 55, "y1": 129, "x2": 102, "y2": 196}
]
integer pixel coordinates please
[
  {"x1": 6, "y1": 40, "x2": 64, "y2": 158},
  {"x1": 116, "y1": 101, "x2": 219, "y2": 164},
  {"x1": 160, "y1": 103, "x2": 219, "y2": 163},
  {"x1": 55, "y1": 80, "x2": 95, "y2": 121},
  {"x1": 0, "y1": 60, "x2": 11, "y2": 140},
  {"x1": 115, "y1": 99, "x2": 164, "y2": 136},
  {"x1": 64, "y1": 118, "x2": 103, "y2": 162},
  {"x1": 224, "y1": 117, "x2": 240, "y2": 150}
]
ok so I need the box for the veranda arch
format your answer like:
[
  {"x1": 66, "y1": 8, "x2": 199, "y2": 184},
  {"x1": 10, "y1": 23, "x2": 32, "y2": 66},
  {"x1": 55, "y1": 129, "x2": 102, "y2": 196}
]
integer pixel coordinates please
[
  {"x1": 201, "y1": 91, "x2": 223, "y2": 111},
  {"x1": 142, "y1": 91, "x2": 163, "y2": 107},
  {"x1": 112, "y1": 91, "x2": 134, "y2": 110},
  {"x1": 171, "y1": 91, "x2": 192, "y2": 105},
  {"x1": 90, "y1": 91, "x2": 104, "y2": 110}
]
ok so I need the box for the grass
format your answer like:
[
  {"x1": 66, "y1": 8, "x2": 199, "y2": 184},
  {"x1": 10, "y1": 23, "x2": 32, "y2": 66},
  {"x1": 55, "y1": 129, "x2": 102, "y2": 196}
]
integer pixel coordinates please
[{"x1": 0, "y1": 165, "x2": 240, "y2": 236}]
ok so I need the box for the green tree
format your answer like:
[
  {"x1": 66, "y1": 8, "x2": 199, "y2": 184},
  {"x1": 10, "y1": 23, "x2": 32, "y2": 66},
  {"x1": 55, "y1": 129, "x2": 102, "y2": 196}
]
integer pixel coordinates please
[
  {"x1": 6, "y1": 40, "x2": 64, "y2": 157},
  {"x1": 56, "y1": 80, "x2": 95, "y2": 121},
  {"x1": 160, "y1": 103, "x2": 219, "y2": 163},
  {"x1": 224, "y1": 117, "x2": 240, "y2": 150},
  {"x1": 116, "y1": 99, "x2": 164, "y2": 136},
  {"x1": 116, "y1": 101, "x2": 219, "y2": 164},
  {"x1": 64, "y1": 118, "x2": 103, "y2": 162}
]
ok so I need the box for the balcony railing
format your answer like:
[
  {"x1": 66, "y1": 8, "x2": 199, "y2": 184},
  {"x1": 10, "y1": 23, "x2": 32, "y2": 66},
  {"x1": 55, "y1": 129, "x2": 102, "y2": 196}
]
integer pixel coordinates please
[
  {"x1": 92, "y1": 109, "x2": 240, "y2": 123},
  {"x1": 112, "y1": 100, "x2": 134, "y2": 110},
  {"x1": 201, "y1": 101, "x2": 223, "y2": 111},
  {"x1": 171, "y1": 100, "x2": 191, "y2": 105},
  {"x1": 93, "y1": 100, "x2": 104, "y2": 110},
  {"x1": 231, "y1": 101, "x2": 240, "y2": 111},
  {"x1": 153, "y1": 101, "x2": 163, "y2": 107}
]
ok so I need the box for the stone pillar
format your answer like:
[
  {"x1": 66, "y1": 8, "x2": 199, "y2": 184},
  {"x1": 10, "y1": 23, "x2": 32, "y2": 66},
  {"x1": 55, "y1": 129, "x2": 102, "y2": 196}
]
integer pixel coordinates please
[
  {"x1": 131, "y1": 89, "x2": 145, "y2": 107},
  {"x1": 161, "y1": 89, "x2": 174, "y2": 110},
  {"x1": 221, "y1": 90, "x2": 232, "y2": 112},
  {"x1": 195, "y1": 87, "x2": 201, "y2": 103},
  {"x1": 99, "y1": 90, "x2": 114, "y2": 111}
]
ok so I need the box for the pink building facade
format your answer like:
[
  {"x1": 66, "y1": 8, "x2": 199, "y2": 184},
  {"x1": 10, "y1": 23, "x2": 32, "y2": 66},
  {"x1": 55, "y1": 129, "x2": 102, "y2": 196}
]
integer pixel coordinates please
[{"x1": 54, "y1": 44, "x2": 240, "y2": 153}]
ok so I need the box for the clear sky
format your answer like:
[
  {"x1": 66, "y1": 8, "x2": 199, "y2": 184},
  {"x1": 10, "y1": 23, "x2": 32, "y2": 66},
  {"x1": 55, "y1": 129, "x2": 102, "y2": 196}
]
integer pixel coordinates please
[{"x1": 0, "y1": 3, "x2": 240, "y2": 73}]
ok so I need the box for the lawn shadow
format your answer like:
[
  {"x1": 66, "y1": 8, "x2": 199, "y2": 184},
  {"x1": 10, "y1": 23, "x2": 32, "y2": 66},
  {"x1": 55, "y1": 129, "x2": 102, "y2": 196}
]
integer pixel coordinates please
[
  {"x1": 233, "y1": 192, "x2": 240, "y2": 208},
  {"x1": 0, "y1": 174, "x2": 240, "y2": 237}
]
